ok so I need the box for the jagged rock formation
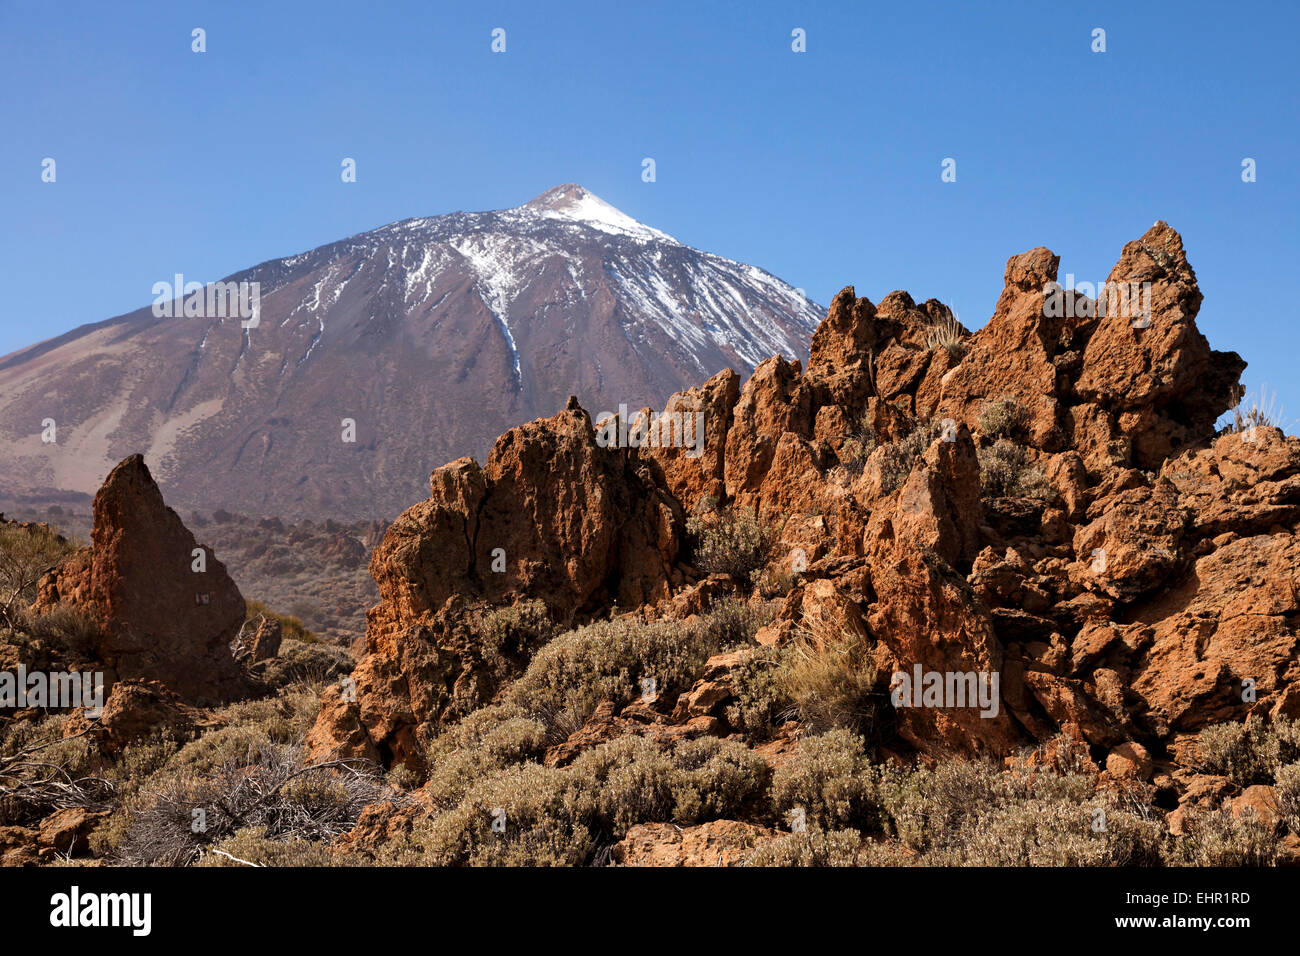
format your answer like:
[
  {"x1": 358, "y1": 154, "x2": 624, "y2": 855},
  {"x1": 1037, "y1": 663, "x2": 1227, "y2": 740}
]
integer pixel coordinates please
[
  {"x1": 307, "y1": 399, "x2": 683, "y2": 769},
  {"x1": 305, "y1": 221, "x2": 1297, "y2": 784},
  {"x1": 34, "y1": 455, "x2": 251, "y2": 705}
]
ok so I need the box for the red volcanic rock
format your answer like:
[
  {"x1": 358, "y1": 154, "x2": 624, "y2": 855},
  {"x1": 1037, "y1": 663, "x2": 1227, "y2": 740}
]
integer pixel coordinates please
[
  {"x1": 724, "y1": 355, "x2": 813, "y2": 510},
  {"x1": 1071, "y1": 481, "x2": 1189, "y2": 602},
  {"x1": 1106, "y1": 741, "x2": 1154, "y2": 780},
  {"x1": 1127, "y1": 533, "x2": 1300, "y2": 736},
  {"x1": 1076, "y1": 223, "x2": 1245, "y2": 468},
  {"x1": 805, "y1": 288, "x2": 881, "y2": 408},
  {"x1": 369, "y1": 399, "x2": 679, "y2": 625},
  {"x1": 34, "y1": 455, "x2": 251, "y2": 706},
  {"x1": 62, "y1": 679, "x2": 199, "y2": 755},
  {"x1": 37, "y1": 808, "x2": 109, "y2": 859},
  {"x1": 1161, "y1": 426, "x2": 1300, "y2": 538},
  {"x1": 863, "y1": 463, "x2": 1022, "y2": 758},
  {"x1": 640, "y1": 368, "x2": 740, "y2": 513},
  {"x1": 306, "y1": 400, "x2": 683, "y2": 771},
  {"x1": 612, "y1": 820, "x2": 775, "y2": 866},
  {"x1": 935, "y1": 247, "x2": 1070, "y2": 451},
  {"x1": 894, "y1": 426, "x2": 983, "y2": 567}
]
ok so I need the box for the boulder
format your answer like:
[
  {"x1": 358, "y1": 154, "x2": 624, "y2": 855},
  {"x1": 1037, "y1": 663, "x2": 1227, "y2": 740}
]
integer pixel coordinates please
[
  {"x1": 612, "y1": 820, "x2": 775, "y2": 866},
  {"x1": 1105, "y1": 741, "x2": 1154, "y2": 780}
]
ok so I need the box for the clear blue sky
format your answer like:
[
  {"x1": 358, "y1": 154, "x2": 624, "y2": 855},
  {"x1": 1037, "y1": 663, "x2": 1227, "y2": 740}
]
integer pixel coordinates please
[{"x1": 2, "y1": 0, "x2": 1296, "y2": 428}]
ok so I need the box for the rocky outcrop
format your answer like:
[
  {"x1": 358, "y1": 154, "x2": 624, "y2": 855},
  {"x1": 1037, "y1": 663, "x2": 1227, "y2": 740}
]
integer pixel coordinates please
[
  {"x1": 11, "y1": 218, "x2": 1299, "y2": 871},
  {"x1": 1075, "y1": 223, "x2": 1245, "y2": 468},
  {"x1": 641, "y1": 368, "x2": 740, "y2": 513},
  {"x1": 33, "y1": 455, "x2": 251, "y2": 706},
  {"x1": 306, "y1": 400, "x2": 684, "y2": 771},
  {"x1": 308, "y1": 220, "x2": 1297, "y2": 786}
]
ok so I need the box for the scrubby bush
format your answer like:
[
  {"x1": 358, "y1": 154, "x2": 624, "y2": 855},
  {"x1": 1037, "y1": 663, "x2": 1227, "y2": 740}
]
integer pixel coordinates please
[
  {"x1": 196, "y1": 827, "x2": 342, "y2": 867},
  {"x1": 1275, "y1": 762, "x2": 1300, "y2": 835},
  {"x1": 474, "y1": 600, "x2": 559, "y2": 681},
  {"x1": 0, "y1": 523, "x2": 73, "y2": 625},
  {"x1": 1219, "y1": 385, "x2": 1287, "y2": 436},
  {"x1": 925, "y1": 313, "x2": 968, "y2": 360},
  {"x1": 1196, "y1": 719, "x2": 1300, "y2": 786},
  {"x1": 81, "y1": 683, "x2": 327, "y2": 857},
  {"x1": 836, "y1": 414, "x2": 878, "y2": 479},
  {"x1": 666, "y1": 737, "x2": 770, "y2": 824},
  {"x1": 561, "y1": 736, "x2": 769, "y2": 833},
  {"x1": 977, "y1": 439, "x2": 1052, "y2": 499},
  {"x1": 686, "y1": 506, "x2": 781, "y2": 578},
  {"x1": 153, "y1": 688, "x2": 321, "y2": 785},
  {"x1": 113, "y1": 743, "x2": 395, "y2": 865},
  {"x1": 751, "y1": 565, "x2": 799, "y2": 598},
  {"x1": 1164, "y1": 809, "x2": 1277, "y2": 866},
  {"x1": 698, "y1": 597, "x2": 773, "y2": 648},
  {"x1": 253, "y1": 639, "x2": 352, "y2": 687},
  {"x1": 877, "y1": 422, "x2": 936, "y2": 495},
  {"x1": 880, "y1": 758, "x2": 1004, "y2": 851},
  {"x1": 0, "y1": 715, "x2": 116, "y2": 825},
  {"x1": 773, "y1": 623, "x2": 878, "y2": 736},
  {"x1": 880, "y1": 759, "x2": 1161, "y2": 865},
  {"x1": 925, "y1": 796, "x2": 1163, "y2": 866},
  {"x1": 745, "y1": 827, "x2": 866, "y2": 866},
  {"x1": 977, "y1": 398, "x2": 1028, "y2": 440},
  {"x1": 770, "y1": 730, "x2": 883, "y2": 831},
  {"x1": 725, "y1": 646, "x2": 792, "y2": 739},
  {"x1": 20, "y1": 603, "x2": 101, "y2": 656},
  {"x1": 401, "y1": 733, "x2": 770, "y2": 866},
  {"x1": 564, "y1": 737, "x2": 680, "y2": 833},
  {"x1": 505, "y1": 611, "x2": 728, "y2": 738},
  {"x1": 413, "y1": 762, "x2": 590, "y2": 867},
  {"x1": 424, "y1": 703, "x2": 548, "y2": 808}
]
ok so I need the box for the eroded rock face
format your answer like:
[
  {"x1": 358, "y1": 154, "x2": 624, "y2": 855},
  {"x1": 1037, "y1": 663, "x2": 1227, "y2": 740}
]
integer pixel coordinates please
[
  {"x1": 1076, "y1": 223, "x2": 1245, "y2": 468},
  {"x1": 34, "y1": 455, "x2": 250, "y2": 706},
  {"x1": 641, "y1": 369, "x2": 740, "y2": 513},
  {"x1": 936, "y1": 247, "x2": 1070, "y2": 451},
  {"x1": 894, "y1": 427, "x2": 983, "y2": 567},
  {"x1": 1072, "y1": 481, "x2": 1189, "y2": 602},
  {"x1": 864, "y1": 509, "x2": 1022, "y2": 759},
  {"x1": 725, "y1": 356, "x2": 813, "y2": 508},
  {"x1": 368, "y1": 399, "x2": 680, "y2": 628},
  {"x1": 306, "y1": 400, "x2": 684, "y2": 771},
  {"x1": 1127, "y1": 533, "x2": 1300, "y2": 736}
]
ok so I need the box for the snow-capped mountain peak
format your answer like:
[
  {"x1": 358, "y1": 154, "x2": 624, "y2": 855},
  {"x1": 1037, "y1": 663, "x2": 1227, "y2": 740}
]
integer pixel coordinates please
[
  {"x1": 0, "y1": 186, "x2": 823, "y2": 519},
  {"x1": 519, "y1": 184, "x2": 674, "y2": 242}
]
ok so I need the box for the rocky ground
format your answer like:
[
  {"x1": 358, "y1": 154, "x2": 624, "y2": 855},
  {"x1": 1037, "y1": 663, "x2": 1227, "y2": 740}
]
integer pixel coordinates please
[{"x1": 3, "y1": 221, "x2": 1299, "y2": 867}]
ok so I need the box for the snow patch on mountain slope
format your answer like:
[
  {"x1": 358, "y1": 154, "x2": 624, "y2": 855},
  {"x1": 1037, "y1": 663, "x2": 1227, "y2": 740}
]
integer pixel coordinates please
[
  {"x1": 260, "y1": 184, "x2": 821, "y2": 379},
  {"x1": 449, "y1": 235, "x2": 541, "y2": 385}
]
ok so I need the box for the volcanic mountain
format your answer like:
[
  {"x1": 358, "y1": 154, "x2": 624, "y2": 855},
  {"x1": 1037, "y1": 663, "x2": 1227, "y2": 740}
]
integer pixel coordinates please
[{"x1": 0, "y1": 185, "x2": 821, "y2": 519}]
